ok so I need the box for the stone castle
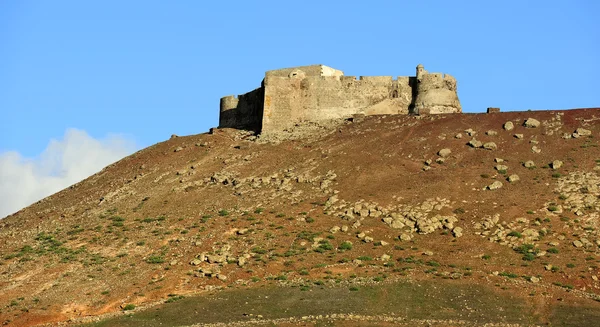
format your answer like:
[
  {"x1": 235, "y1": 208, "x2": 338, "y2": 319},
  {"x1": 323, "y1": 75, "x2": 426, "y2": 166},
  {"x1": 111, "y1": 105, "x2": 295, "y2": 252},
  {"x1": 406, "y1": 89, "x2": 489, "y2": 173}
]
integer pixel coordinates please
[{"x1": 219, "y1": 64, "x2": 461, "y2": 134}]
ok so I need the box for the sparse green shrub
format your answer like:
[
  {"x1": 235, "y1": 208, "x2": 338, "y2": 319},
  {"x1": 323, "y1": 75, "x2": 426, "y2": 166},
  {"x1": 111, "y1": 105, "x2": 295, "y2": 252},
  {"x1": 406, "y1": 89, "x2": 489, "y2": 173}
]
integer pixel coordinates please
[
  {"x1": 254, "y1": 208, "x2": 264, "y2": 214},
  {"x1": 123, "y1": 304, "x2": 135, "y2": 311},
  {"x1": 507, "y1": 231, "x2": 522, "y2": 238},
  {"x1": 165, "y1": 295, "x2": 185, "y2": 303},
  {"x1": 482, "y1": 254, "x2": 491, "y2": 260},
  {"x1": 566, "y1": 263, "x2": 575, "y2": 268},
  {"x1": 547, "y1": 247, "x2": 559, "y2": 254},
  {"x1": 339, "y1": 241, "x2": 353, "y2": 251},
  {"x1": 314, "y1": 240, "x2": 333, "y2": 253},
  {"x1": 349, "y1": 286, "x2": 359, "y2": 291},
  {"x1": 305, "y1": 217, "x2": 315, "y2": 223},
  {"x1": 499, "y1": 272, "x2": 518, "y2": 278},
  {"x1": 146, "y1": 255, "x2": 165, "y2": 264},
  {"x1": 218, "y1": 210, "x2": 229, "y2": 217},
  {"x1": 357, "y1": 256, "x2": 373, "y2": 261}
]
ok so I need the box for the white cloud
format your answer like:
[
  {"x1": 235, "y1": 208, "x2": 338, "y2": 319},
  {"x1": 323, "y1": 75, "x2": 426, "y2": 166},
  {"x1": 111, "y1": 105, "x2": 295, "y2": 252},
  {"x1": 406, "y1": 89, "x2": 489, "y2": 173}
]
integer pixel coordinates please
[{"x1": 0, "y1": 128, "x2": 136, "y2": 218}]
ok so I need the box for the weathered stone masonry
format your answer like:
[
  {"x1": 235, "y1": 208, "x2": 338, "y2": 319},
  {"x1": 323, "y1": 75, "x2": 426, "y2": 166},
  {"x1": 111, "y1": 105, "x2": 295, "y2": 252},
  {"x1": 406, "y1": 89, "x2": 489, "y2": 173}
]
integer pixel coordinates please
[{"x1": 220, "y1": 64, "x2": 461, "y2": 134}]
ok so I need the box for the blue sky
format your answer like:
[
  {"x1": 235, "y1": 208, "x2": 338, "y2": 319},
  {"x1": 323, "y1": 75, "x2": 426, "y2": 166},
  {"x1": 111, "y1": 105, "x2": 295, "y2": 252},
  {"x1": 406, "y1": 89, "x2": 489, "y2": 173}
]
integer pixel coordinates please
[{"x1": 0, "y1": 1, "x2": 599, "y2": 216}]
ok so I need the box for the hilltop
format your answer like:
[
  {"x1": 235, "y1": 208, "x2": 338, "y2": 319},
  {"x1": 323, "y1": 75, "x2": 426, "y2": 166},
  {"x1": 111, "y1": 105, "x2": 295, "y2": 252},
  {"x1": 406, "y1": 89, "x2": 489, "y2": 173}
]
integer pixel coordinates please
[{"x1": 2, "y1": 109, "x2": 600, "y2": 326}]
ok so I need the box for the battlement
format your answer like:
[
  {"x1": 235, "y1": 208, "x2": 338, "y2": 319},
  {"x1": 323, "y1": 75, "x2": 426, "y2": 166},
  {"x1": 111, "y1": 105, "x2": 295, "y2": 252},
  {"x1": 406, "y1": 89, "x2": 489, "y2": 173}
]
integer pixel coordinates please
[{"x1": 219, "y1": 64, "x2": 461, "y2": 134}]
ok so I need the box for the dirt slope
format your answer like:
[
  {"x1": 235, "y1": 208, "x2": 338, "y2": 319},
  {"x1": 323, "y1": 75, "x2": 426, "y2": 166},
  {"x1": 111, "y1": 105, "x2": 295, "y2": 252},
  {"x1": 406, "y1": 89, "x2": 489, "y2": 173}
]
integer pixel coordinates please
[{"x1": 1, "y1": 109, "x2": 600, "y2": 326}]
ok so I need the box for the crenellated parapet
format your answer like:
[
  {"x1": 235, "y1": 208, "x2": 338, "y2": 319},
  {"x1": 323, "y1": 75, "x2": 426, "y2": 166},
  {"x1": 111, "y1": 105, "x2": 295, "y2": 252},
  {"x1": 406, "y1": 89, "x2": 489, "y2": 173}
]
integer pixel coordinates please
[{"x1": 218, "y1": 64, "x2": 461, "y2": 134}]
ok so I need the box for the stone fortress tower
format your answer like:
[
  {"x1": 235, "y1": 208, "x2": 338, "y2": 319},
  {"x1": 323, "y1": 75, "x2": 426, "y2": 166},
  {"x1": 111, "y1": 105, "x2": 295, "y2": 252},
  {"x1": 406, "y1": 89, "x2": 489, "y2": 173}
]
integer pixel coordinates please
[{"x1": 220, "y1": 64, "x2": 461, "y2": 135}]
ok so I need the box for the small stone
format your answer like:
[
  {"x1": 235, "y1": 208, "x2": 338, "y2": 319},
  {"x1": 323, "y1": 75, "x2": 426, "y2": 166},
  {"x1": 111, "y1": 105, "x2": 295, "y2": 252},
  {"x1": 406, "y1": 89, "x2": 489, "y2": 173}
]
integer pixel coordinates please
[
  {"x1": 379, "y1": 240, "x2": 389, "y2": 246},
  {"x1": 465, "y1": 128, "x2": 476, "y2": 136},
  {"x1": 438, "y1": 148, "x2": 452, "y2": 158},
  {"x1": 551, "y1": 160, "x2": 563, "y2": 169},
  {"x1": 507, "y1": 174, "x2": 520, "y2": 183},
  {"x1": 524, "y1": 118, "x2": 541, "y2": 128},
  {"x1": 329, "y1": 226, "x2": 341, "y2": 233},
  {"x1": 174, "y1": 146, "x2": 184, "y2": 152},
  {"x1": 495, "y1": 158, "x2": 504, "y2": 163},
  {"x1": 363, "y1": 236, "x2": 374, "y2": 243},
  {"x1": 487, "y1": 181, "x2": 503, "y2": 190},
  {"x1": 514, "y1": 134, "x2": 524, "y2": 139},
  {"x1": 530, "y1": 276, "x2": 540, "y2": 283},
  {"x1": 436, "y1": 158, "x2": 445, "y2": 164},
  {"x1": 531, "y1": 146, "x2": 541, "y2": 153},
  {"x1": 573, "y1": 240, "x2": 584, "y2": 248},
  {"x1": 423, "y1": 251, "x2": 434, "y2": 256},
  {"x1": 503, "y1": 121, "x2": 514, "y2": 131},
  {"x1": 190, "y1": 259, "x2": 202, "y2": 266},
  {"x1": 545, "y1": 264, "x2": 553, "y2": 271},
  {"x1": 523, "y1": 160, "x2": 535, "y2": 168},
  {"x1": 380, "y1": 254, "x2": 391, "y2": 261},
  {"x1": 486, "y1": 130, "x2": 498, "y2": 136},
  {"x1": 341, "y1": 225, "x2": 349, "y2": 232},
  {"x1": 455, "y1": 133, "x2": 463, "y2": 139}
]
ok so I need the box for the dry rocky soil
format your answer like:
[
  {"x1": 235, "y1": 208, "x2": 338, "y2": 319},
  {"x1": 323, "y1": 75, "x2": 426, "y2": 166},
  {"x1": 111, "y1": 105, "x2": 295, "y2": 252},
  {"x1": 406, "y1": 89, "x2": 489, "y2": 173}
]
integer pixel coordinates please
[{"x1": 2, "y1": 109, "x2": 600, "y2": 326}]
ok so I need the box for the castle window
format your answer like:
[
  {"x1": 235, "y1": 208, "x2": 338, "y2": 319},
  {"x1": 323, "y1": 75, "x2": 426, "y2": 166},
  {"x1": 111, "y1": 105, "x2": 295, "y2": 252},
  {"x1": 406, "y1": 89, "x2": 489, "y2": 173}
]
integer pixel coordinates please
[{"x1": 392, "y1": 90, "x2": 398, "y2": 98}]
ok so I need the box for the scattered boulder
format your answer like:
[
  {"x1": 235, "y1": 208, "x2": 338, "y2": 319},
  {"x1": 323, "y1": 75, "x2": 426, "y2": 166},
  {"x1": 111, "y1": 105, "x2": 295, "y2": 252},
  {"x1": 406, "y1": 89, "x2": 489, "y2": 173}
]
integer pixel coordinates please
[
  {"x1": 524, "y1": 118, "x2": 541, "y2": 128},
  {"x1": 514, "y1": 134, "x2": 524, "y2": 139},
  {"x1": 483, "y1": 142, "x2": 498, "y2": 150},
  {"x1": 495, "y1": 165, "x2": 509, "y2": 171},
  {"x1": 573, "y1": 240, "x2": 584, "y2": 248},
  {"x1": 468, "y1": 139, "x2": 483, "y2": 148},
  {"x1": 523, "y1": 160, "x2": 536, "y2": 168},
  {"x1": 507, "y1": 174, "x2": 520, "y2": 183},
  {"x1": 531, "y1": 146, "x2": 541, "y2": 153},
  {"x1": 503, "y1": 121, "x2": 514, "y2": 131},
  {"x1": 452, "y1": 227, "x2": 463, "y2": 238},
  {"x1": 486, "y1": 130, "x2": 498, "y2": 136},
  {"x1": 438, "y1": 148, "x2": 452, "y2": 158},
  {"x1": 174, "y1": 146, "x2": 184, "y2": 152},
  {"x1": 455, "y1": 133, "x2": 463, "y2": 139},
  {"x1": 573, "y1": 128, "x2": 592, "y2": 138},
  {"x1": 551, "y1": 160, "x2": 563, "y2": 169},
  {"x1": 465, "y1": 129, "x2": 476, "y2": 136},
  {"x1": 487, "y1": 181, "x2": 503, "y2": 190}
]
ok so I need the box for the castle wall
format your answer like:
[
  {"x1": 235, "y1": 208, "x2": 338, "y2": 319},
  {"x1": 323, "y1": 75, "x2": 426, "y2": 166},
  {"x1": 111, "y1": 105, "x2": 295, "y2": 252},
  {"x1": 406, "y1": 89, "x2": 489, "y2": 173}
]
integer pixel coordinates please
[
  {"x1": 219, "y1": 87, "x2": 264, "y2": 131},
  {"x1": 218, "y1": 64, "x2": 461, "y2": 135},
  {"x1": 261, "y1": 74, "x2": 414, "y2": 133},
  {"x1": 414, "y1": 73, "x2": 461, "y2": 114}
]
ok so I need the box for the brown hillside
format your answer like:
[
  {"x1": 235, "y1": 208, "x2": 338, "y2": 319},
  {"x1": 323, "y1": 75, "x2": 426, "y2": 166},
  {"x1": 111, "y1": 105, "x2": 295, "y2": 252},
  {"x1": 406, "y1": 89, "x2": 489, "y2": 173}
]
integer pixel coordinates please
[{"x1": 2, "y1": 109, "x2": 600, "y2": 326}]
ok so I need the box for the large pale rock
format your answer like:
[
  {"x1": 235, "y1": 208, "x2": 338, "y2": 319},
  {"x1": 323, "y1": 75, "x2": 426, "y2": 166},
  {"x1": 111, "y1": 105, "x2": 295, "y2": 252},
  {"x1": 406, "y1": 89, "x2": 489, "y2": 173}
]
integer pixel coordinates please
[
  {"x1": 483, "y1": 142, "x2": 498, "y2": 150},
  {"x1": 487, "y1": 181, "x2": 503, "y2": 190},
  {"x1": 468, "y1": 139, "x2": 483, "y2": 148},
  {"x1": 523, "y1": 160, "x2": 535, "y2": 168},
  {"x1": 503, "y1": 121, "x2": 514, "y2": 131},
  {"x1": 438, "y1": 148, "x2": 452, "y2": 158},
  {"x1": 524, "y1": 118, "x2": 541, "y2": 128},
  {"x1": 573, "y1": 128, "x2": 592, "y2": 137},
  {"x1": 551, "y1": 160, "x2": 563, "y2": 169}
]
